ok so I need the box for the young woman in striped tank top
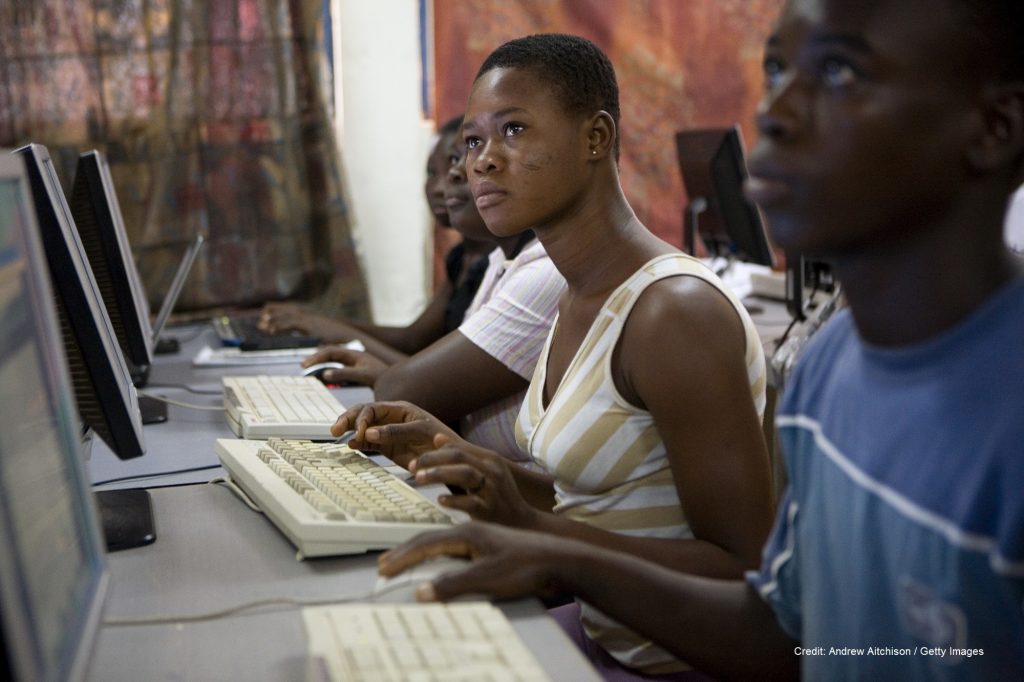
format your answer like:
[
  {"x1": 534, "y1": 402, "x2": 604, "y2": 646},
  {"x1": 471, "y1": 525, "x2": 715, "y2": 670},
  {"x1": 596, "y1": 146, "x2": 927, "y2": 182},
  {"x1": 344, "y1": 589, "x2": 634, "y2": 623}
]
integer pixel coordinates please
[{"x1": 335, "y1": 34, "x2": 774, "y2": 679}]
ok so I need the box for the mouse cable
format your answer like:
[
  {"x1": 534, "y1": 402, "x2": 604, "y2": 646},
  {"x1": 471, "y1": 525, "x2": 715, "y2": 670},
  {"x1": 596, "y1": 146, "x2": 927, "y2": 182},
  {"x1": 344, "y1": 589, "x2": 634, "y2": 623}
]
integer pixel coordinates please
[
  {"x1": 144, "y1": 382, "x2": 223, "y2": 395},
  {"x1": 137, "y1": 390, "x2": 224, "y2": 411},
  {"x1": 101, "y1": 579, "x2": 430, "y2": 627}
]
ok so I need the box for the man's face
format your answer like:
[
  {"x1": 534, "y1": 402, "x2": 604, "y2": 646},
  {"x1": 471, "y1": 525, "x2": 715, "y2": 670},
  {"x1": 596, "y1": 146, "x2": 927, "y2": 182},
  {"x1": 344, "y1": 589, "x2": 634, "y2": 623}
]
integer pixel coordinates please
[{"x1": 745, "y1": 0, "x2": 978, "y2": 259}]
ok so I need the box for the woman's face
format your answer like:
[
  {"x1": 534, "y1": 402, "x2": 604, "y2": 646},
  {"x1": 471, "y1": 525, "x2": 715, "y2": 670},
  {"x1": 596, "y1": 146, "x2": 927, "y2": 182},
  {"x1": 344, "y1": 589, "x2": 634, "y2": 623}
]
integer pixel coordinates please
[
  {"x1": 462, "y1": 66, "x2": 592, "y2": 237},
  {"x1": 443, "y1": 134, "x2": 493, "y2": 242},
  {"x1": 424, "y1": 129, "x2": 457, "y2": 228}
]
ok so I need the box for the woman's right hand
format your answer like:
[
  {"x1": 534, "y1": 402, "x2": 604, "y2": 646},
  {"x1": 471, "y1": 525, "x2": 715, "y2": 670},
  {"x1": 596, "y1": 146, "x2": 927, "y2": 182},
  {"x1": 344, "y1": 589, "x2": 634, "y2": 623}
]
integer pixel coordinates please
[
  {"x1": 259, "y1": 302, "x2": 358, "y2": 344},
  {"x1": 302, "y1": 347, "x2": 390, "y2": 387},
  {"x1": 332, "y1": 401, "x2": 462, "y2": 469}
]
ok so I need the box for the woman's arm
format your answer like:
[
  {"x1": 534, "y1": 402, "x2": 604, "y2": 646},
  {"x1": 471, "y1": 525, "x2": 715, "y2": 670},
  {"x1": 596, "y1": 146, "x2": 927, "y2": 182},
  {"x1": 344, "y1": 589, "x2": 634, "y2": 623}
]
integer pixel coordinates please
[
  {"x1": 411, "y1": 275, "x2": 774, "y2": 578},
  {"x1": 258, "y1": 279, "x2": 455, "y2": 362}
]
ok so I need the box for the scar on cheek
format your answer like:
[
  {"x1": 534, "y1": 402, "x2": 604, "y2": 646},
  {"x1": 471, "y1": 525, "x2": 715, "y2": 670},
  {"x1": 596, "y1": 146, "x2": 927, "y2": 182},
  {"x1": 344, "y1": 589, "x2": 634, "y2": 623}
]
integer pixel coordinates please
[{"x1": 519, "y1": 160, "x2": 543, "y2": 171}]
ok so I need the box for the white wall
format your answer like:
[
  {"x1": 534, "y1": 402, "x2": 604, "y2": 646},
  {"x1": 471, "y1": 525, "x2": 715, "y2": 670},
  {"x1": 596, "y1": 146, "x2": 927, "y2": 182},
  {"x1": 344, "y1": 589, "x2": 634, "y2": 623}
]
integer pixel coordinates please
[{"x1": 332, "y1": 0, "x2": 434, "y2": 325}]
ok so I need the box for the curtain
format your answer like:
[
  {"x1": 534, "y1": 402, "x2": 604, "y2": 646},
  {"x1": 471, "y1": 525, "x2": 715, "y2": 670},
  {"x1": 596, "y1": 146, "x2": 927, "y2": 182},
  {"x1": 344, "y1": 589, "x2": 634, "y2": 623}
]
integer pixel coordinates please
[
  {"x1": 432, "y1": 0, "x2": 784, "y2": 255},
  {"x1": 0, "y1": 0, "x2": 369, "y2": 318}
]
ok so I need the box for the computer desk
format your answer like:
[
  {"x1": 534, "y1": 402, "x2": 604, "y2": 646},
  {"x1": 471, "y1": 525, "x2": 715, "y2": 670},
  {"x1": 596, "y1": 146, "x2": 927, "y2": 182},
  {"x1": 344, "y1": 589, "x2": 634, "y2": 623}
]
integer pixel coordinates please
[{"x1": 85, "y1": 323, "x2": 601, "y2": 681}]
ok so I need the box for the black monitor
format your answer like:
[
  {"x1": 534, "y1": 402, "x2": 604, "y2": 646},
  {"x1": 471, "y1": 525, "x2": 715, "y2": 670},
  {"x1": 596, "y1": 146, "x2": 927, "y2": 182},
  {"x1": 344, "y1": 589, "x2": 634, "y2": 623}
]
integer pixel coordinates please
[
  {"x1": 0, "y1": 153, "x2": 109, "y2": 682},
  {"x1": 676, "y1": 125, "x2": 775, "y2": 267},
  {"x1": 14, "y1": 144, "x2": 155, "y2": 552},
  {"x1": 68, "y1": 150, "x2": 174, "y2": 425},
  {"x1": 15, "y1": 144, "x2": 146, "y2": 459},
  {"x1": 69, "y1": 150, "x2": 154, "y2": 379},
  {"x1": 785, "y1": 254, "x2": 836, "y2": 321}
]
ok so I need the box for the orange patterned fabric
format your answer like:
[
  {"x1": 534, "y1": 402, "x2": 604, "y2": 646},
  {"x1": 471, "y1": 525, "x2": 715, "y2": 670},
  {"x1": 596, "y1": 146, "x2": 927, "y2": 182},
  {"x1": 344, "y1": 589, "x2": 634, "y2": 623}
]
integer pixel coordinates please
[
  {"x1": 432, "y1": 0, "x2": 784, "y2": 253},
  {"x1": 0, "y1": 0, "x2": 368, "y2": 317}
]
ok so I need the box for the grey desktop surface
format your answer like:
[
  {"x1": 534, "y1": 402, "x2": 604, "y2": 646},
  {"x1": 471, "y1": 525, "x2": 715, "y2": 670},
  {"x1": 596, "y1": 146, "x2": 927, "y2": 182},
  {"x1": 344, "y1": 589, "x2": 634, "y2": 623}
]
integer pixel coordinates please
[
  {"x1": 86, "y1": 484, "x2": 599, "y2": 681},
  {"x1": 86, "y1": 322, "x2": 600, "y2": 681},
  {"x1": 89, "y1": 323, "x2": 375, "y2": 490}
]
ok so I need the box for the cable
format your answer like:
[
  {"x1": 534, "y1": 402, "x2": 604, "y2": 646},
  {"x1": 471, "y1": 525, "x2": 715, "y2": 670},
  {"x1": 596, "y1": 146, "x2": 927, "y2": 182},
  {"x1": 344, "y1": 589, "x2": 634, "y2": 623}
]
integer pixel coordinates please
[
  {"x1": 91, "y1": 464, "x2": 223, "y2": 488},
  {"x1": 137, "y1": 391, "x2": 224, "y2": 411},
  {"x1": 145, "y1": 382, "x2": 223, "y2": 395},
  {"x1": 774, "y1": 277, "x2": 822, "y2": 350},
  {"x1": 101, "y1": 579, "x2": 425, "y2": 627},
  {"x1": 209, "y1": 476, "x2": 262, "y2": 512},
  {"x1": 773, "y1": 314, "x2": 801, "y2": 351}
]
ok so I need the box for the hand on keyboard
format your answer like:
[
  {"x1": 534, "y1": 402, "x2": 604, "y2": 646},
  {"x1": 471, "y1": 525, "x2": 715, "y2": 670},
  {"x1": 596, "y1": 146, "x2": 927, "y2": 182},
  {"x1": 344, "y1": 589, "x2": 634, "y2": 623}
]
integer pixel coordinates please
[
  {"x1": 410, "y1": 441, "x2": 538, "y2": 527},
  {"x1": 333, "y1": 401, "x2": 463, "y2": 469}
]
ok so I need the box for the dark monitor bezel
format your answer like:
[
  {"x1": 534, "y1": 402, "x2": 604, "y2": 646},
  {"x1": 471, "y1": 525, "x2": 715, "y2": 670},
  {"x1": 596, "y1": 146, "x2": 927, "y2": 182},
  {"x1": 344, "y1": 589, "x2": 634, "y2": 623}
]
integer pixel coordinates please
[
  {"x1": 0, "y1": 152, "x2": 109, "y2": 682},
  {"x1": 14, "y1": 143, "x2": 145, "y2": 460},
  {"x1": 676, "y1": 125, "x2": 775, "y2": 267},
  {"x1": 70, "y1": 150, "x2": 154, "y2": 370}
]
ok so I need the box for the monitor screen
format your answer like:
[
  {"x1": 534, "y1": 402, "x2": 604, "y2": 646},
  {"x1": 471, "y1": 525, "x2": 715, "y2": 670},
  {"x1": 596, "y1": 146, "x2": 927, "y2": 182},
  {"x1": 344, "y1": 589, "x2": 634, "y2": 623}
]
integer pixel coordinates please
[
  {"x1": 676, "y1": 125, "x2": 775, "y2": 267},
  {"x1": 69, "y1": 150, "x2": 153, "y2": 374},
  {"x1": 150, "y1": 232, "x2": 204, "y2": 343},
  {"x1": 0, "y1": 153, "x2": 109, "y2": 682},
  {"x1": 14, "y1": 144, "x2": 145, "y2": 460}
]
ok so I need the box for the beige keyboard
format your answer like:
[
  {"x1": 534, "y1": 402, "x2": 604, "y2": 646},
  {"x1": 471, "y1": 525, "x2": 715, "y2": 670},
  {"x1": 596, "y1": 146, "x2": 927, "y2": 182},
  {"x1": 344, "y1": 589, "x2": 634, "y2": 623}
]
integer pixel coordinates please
[
  {"x1": 215, "y1": 438, "x2": 453, "y2": 558},
  {"x1": 303, "y1": 602, "x2": 552, "y2": 681},
  {"x1": 223, "y1": 375, "x2": 344, "y2": 439}
]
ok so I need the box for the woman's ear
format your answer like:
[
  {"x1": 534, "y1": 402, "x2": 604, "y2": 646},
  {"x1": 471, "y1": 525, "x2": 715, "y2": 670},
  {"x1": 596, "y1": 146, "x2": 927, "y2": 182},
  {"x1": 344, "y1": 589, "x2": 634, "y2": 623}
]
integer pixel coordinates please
[
  {"x1": 966, "y1": 82, "x2": 1024, "y2": 174},
  {"x1": 585, "y1": 111, "x2": 616, "y2": 159}
]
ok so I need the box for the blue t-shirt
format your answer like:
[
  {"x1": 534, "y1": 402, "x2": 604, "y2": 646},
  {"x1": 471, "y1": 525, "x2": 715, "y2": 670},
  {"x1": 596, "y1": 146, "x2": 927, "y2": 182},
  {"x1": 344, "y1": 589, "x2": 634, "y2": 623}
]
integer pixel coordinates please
[{"x1": 748, "y1": 276, "x2": 1024, "y2": 680}]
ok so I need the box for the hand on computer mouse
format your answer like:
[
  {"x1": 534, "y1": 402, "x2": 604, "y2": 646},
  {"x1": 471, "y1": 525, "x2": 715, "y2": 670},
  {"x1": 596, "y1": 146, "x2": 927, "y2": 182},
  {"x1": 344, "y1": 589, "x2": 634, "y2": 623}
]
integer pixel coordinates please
[
  {"x1": 301, "y1": 347, "x2": 390, "y2": 387},
  {"x1": 301, "y1": 361, "x2": 346, "y2": 383},
  {"x1": 372, "y1": 555, "x2": 472, "y2": 603}
]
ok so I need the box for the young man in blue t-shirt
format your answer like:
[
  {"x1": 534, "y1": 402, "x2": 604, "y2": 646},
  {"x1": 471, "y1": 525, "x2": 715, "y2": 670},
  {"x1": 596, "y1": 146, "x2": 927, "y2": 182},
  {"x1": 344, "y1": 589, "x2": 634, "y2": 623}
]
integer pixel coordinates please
[{"x1": 358, "y1": 0, "x2": 1024, "y2": 679}]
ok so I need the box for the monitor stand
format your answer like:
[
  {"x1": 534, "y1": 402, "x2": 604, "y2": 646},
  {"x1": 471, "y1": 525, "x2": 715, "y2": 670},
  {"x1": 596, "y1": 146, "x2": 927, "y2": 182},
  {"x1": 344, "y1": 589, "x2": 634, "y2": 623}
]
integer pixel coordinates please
[
  {"x1": 95, "y1": 489, "x2": 157, "y2": 552},
  {"x1": 154, "y1": 336, "x2": 180, "y2": 354},
  {"x1": 138, "y1": 395, "x2": 168, "y2": 424},
  {"x1": 130, "y1": 362, "x2": 168, "y2": 424}
]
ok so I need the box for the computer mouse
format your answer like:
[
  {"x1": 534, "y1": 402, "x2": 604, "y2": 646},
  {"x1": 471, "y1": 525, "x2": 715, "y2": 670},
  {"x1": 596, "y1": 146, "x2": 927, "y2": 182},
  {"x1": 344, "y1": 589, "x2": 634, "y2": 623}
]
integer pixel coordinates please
[
  {"x1": 301, "y1": 361, "x2": 346, "y2": 383},
  {"x1": 372, "y1": 556, "x2": 474, "y2": 603}
]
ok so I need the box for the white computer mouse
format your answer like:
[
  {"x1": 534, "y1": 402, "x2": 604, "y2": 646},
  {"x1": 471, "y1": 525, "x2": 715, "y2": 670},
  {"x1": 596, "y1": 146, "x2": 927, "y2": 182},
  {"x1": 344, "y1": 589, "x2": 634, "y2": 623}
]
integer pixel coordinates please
[
  {"x1": 372, "y1": 556, "x2": 474, "y2": 603},
  {"x1": 301, "y1": 361, "x2": 345, "y2": 383}
]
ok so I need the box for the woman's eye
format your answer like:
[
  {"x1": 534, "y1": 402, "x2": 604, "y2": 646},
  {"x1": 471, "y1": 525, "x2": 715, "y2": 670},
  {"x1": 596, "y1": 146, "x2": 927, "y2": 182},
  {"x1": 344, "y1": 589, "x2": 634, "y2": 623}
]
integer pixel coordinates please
[
  {"x1": 822, "y1": 58, "x2": 857, "y2": 87},
  {"x1": 448, "y1": 154, "x2": 461, "y2": 166},
  {"x1": 465, "y1": 136, "x2": 481, "y2": 150},
  {"x1": 763, "y1": 57, "x2": 785, "y2": 89},
  {"x1": 502, "y1": 123, "x2": 524, "y2": 137}
]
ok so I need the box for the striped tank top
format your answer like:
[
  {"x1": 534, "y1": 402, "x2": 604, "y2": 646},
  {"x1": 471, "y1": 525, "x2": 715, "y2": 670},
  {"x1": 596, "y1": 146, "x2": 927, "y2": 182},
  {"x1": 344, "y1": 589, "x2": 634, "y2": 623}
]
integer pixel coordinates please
[{"x1": 515, "y1": 253, "x2": 767, "y2": 673}]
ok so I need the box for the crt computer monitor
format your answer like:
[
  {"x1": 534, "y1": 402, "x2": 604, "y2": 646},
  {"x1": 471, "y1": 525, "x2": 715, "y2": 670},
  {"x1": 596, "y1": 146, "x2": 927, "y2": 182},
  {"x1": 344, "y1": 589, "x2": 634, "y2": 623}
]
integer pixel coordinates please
[
  {"x1": 69, "y1": 150, "x2": 154, "y2": 380},
  {"x1": 0, "y1": 153, "x2": 109, "y2": 682},
  {"x1": 676, "y1": 125, "x2": 775, "y2": 268}
]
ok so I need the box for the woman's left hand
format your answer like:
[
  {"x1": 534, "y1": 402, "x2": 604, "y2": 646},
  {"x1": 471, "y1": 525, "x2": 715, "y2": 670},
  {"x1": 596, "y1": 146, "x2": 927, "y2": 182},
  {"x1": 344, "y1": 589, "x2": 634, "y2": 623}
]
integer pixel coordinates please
[{"x1": 414, "y1": 438, "x2": 539, "y2": 528}]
